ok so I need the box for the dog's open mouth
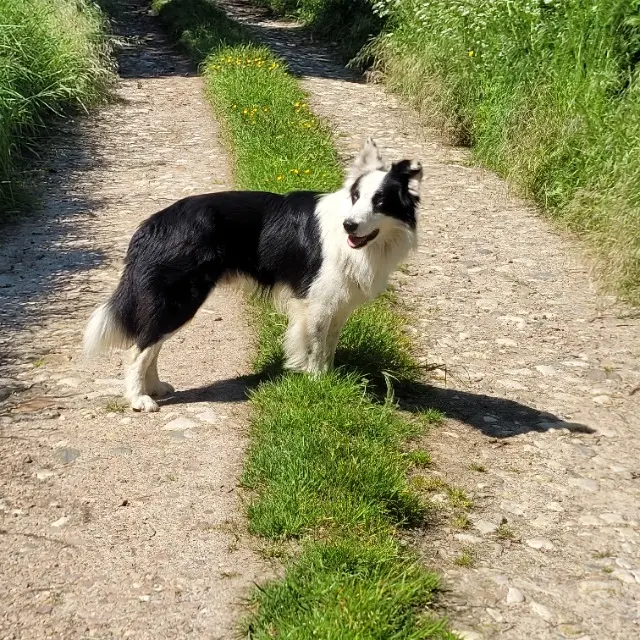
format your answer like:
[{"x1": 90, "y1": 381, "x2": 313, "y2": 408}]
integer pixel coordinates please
[{"x1": 347, "y1": 229, "x2": 379, "y2": 249}]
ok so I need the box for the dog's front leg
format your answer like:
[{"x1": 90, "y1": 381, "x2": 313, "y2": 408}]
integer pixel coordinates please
[
  {"x1": 324, "y1": 305, "x2": 353, "y2": 370},
  {"x1": 306, "y1": 307, "x2": 333, "y2": 375}
]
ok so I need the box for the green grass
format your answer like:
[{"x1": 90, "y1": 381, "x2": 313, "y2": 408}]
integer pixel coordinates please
[
  {"x1": 154, "y1": 0, "x2": 451, "y2": 636},
  {"x1": 0, "y1": 0, "x2": 112, "y2": 216},
  {"x1": 368, "y1": 0, "x2": 640, "y2": 302}
]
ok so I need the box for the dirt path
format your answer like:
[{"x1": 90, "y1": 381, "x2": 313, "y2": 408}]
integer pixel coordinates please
[
  {"x1": 0, "y1": 2, "x2": 269, "y2": 637},
  {"x1": 221, "y1": 2, "x2": 640, "y2": 638}
]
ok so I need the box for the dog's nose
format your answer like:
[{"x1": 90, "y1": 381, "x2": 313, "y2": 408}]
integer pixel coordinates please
[{"x1": 343, "y1": 220, "x2": 358, "y2": 234}]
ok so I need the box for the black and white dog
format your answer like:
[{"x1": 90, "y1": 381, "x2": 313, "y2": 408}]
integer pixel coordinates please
[{"x1": 84, "y1": 139, "x2": 423, "y2": 411}]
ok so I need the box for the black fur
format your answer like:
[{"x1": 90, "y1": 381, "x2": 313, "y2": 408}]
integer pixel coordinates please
[
  {"x1": 375, "y1": 161, "x2": 420, "y2": 229},
  {"x1": 109, "y1": 190, "x2": 323, "y2": 351}
]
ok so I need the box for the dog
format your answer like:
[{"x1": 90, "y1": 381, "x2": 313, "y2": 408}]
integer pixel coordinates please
[{"x1": 83, "y1": 139, "x2": 423, "y2": 411}]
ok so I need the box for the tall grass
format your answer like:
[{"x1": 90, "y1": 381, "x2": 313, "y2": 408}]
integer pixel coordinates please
[
  {"x1": 154, "y1": 0, "x2": 451, "y2": 635},
  {"x1": 369, "y1": 0, "x2": 640, "y2": 300},
  {"x1": 259, "y1": 0, "x2": 640, "y2": 302},
  {"x1": 0, "y1": 0, "x2": 112, "y2": 216}
]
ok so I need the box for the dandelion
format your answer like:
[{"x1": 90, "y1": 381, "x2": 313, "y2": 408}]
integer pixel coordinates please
[
  {"x1": 468, "y1": 50, "x2": 474, "y2": 57},
  {"x1": 276, "y1": 175, "x2": 284, "y2": 181},
  {"x1": 304, "y1": 169, "x2": 310, "y2": 174},
  {"x1": 243, "y1": 108, "x2": 248, "y2": 115}
]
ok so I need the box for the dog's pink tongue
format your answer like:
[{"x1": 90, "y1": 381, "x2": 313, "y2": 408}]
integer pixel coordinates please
[{"x1": 348, "y1": 235, "x2": 364, "y2": 249}]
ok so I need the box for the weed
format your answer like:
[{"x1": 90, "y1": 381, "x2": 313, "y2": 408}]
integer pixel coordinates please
[
  {"x1": 447, "y1": 487, "x2": 472, "y2": 511},
  {"x1": 418, "y1": 408, "x2": 445, "y2": 428},
  {"x1": 105, "y1": 399, "x2": 126, "y2": 413},
  {"x1": 496, "y1": 523, "x2": 515, "y2": 540},
  {"x1": 32, "y1": 358, "x2": 45, "y2": 368},
  {"x1": 406, "y1": 450, "x2": 432, "y2": 467},
  {"x1": 454, "y1": 548, "x2": 475, "y2": 568},
  {"x1": 469, "y1": 463, "x2": 486, "y2": 473},
  {"x1": 451, "y1": 514, "x2": 470, "y2": 530},
  {"x1": 411, "y1": 476, "x2": 446, "y2": 493},
  {"x1": 602, "y1": 566, "x2": 613, "y2": 574}
]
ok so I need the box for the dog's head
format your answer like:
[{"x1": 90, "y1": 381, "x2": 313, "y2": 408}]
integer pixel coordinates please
[{"x1": 342, "y1": 138, "x2": 422, "y2": 249}]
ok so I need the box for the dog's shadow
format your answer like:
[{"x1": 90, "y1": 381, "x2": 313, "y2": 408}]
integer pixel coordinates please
[{"x1": 160, "y1": 343, "x2": 594, "y2": 439}]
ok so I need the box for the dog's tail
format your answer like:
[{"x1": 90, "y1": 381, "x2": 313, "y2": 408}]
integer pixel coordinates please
[{"x1": 83, "y1": 299, "x2": 133, "y2": 356}]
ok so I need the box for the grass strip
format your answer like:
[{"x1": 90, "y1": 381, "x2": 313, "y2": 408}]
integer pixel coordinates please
[
  {"x1": 154, "y1": 1, "x2": 452, "y2": 636},
  {"x1": 0, "y1": 0, "x2": 112, "y2": 217}
]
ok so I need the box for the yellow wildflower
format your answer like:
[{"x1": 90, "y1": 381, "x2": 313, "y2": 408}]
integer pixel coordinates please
[
  {"x1": 276, "y1": 175, "x2": 284, "y2": 181},
  {"x1": 468, "y1": 50, "x2": 474, "y2": 57}
]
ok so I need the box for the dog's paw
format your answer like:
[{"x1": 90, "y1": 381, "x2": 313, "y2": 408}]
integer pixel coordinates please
[
  {"x1": 131, "y1": 395, "x2": 160, "y2": 412},
  {"x1": 149, "y1": 381, "x2": 175, "y2": 398}
]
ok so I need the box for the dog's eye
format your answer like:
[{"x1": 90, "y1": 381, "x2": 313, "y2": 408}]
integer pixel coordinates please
[
  {"x1": 372, "y1": 194, "x2": 383, "y2": 208},
  {"x1": 351, "y1": 190, "x2": 360, "y2": 204}
]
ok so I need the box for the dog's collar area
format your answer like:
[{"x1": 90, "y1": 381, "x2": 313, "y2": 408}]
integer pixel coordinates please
[{"x1": 347, "y1": 228, "x2": 380, "y2": 249}]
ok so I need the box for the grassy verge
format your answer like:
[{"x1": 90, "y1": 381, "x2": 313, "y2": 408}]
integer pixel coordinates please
[
  {"x1": 0, "y1": 0, "x2": 112, "y2": 217},
  {"x1": 154, "y1": 0, "x2": 452, "y2": 636},
  {"x1": 255, "y1": 0, "x2": 640, "y2": 303}
]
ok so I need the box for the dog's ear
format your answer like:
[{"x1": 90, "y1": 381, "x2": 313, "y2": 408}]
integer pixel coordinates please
[
  {"x1": 346, "y1": 138, "x2": 384, "y2": 185},
  {"x1": 391, "y1": 159, "x2": 423, "y2": 197}
]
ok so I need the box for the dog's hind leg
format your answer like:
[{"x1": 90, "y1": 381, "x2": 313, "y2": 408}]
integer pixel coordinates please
[
  {"x1": 145, "y1": 344, "x2": 175, "y2": 398},
  {"x1": 126, "y1": 342, "x2": 165, "y2": 412}
]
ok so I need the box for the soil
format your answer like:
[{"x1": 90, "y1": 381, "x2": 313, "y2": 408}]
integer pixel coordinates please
[{"x1": 0, "y1": 2, "x2": 270, "y2": 637}]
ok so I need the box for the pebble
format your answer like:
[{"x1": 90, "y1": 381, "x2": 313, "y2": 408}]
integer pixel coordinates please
[
  {"x1": 56, "y1": 377, "x2": 82, "y2": 388},
  {"x1": 506, "y1": 587, "x2": 525, "y2": 604},
  {"x1": 496, "y1": 338, "x2": 517, "y2": 347},
  {"x1": 196, "y1": 409, "x2": 220, "y2": 424},
  {"x1": 600, "y1": 512, "x2": 625, "y2": 524},
  {"x1": 455, "y1": 631, "x2": 483, "y2": 640},
  {"x1": 612, "y1": 569, "x2": 636, "y2": 584},
  {"x1": 568, "y1": 477, "x2": 599, "y2": 492},
  {"x1": 544, "y1": 502, "x2": 564, "y2": 513},
  {"x1": 485, "y1": 607, "x2": 503, "y2": 622},
  {"x1": 51, "y1": 516, "x2": 70, "y2": 528},
  {"x1": 35, "y1": 470, "x2": 55, "y2": 481},
  {"x1": 55, "y1": 447, "x2": 81, "y2": 464},
  {"x1": 525, "y1": 537, "x2": 554, "y2": 550},
  {"x1": 530, "y1": 600, "x2": 554, "y2": 622},
  {"x1": 454, "y1": 533, "x2": 482, "y2": 544},
  {"x1": 535, "y1": 365, "x2": 557, "y2": 377},
  {"x1": 578, "y1": 515, "x2": 601, "y2": 526},
  {"x1": 473, "y1": 519, "x2": 498, "y2": 535},
  {"x1": 578, "y1": 580, "x2": 615, "y2": 593},
  {"x1": 592, "y1": 395, "x2": 612, "y2": 406},
  {"x1": 162, "y1": 417, "x2": 197, "y2": 431},
  {"x1": 495, "y1": 378, "x2": 527, "y2": 391},
  {"x1": 500, "y1": 500, "x2": 525, "y2": 516}
]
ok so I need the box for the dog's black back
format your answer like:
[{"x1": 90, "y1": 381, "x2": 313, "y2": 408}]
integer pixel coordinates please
[{"x1": 111, "y1": 191, "x2": 323, "y2": 350}]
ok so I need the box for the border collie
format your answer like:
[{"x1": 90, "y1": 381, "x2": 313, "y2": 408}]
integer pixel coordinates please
[{"x1": 84, "y1": 139, "x2": 423, "y2": 411}]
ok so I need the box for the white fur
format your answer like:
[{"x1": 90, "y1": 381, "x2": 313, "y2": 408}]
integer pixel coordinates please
[
  {"x1": 83, "y1": 302, "x2": 132, "y2": 355},
  {"x1": 283, "y1": 139, "x2": 421, "y2": 375}
]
